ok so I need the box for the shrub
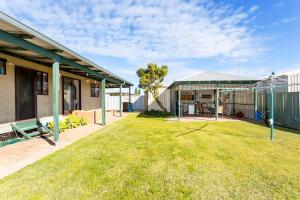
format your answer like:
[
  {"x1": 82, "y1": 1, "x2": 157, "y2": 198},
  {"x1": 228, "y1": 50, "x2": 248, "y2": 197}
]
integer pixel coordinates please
[
  {"x1": 79, "y1": 117, "x2": 88, "y2": 126},
  {"x1": 64, "y1": 115, "x2": 80, "y2": 129},
  {"x1": 48, "y1": 121, "x2": 68, "y2": 133},
  {"x1": 47, "y1": 115, "x2": 89, "y2": 134},
  {"x1": 59, "y1": 121, "x2": 68, "y2": 132}
]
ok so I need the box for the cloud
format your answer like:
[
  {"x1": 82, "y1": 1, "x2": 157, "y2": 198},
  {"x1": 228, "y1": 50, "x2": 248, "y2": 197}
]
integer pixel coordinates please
[
  {"x1": 271, "y1": 15, "x2": 300, "y2": 26},
  {"x1": 221, "y1": 66, "x2": 271, "y2": 79},
  {"x1": 281, "y1": 15, "x2": 300, "y2": 23},
  {"x1": 249, "y1": 5, "x2": 259, "y2": 13},
  {"x1": 0, "y1": 0, "x2": 262, "y2": 64},
  {"x1": 276, "y1": 63, "x2": 300, "y2": 75},
  {"x1": 274, "y1": 1, "x2": 285, "y2": 8}
]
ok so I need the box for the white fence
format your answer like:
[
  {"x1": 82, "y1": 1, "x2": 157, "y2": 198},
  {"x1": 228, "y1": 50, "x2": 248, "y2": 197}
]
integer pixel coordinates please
[
  {"x1": 147, "y1": 87, "x2": 171, "y2": 112},
  {"x1": 132, "y1": 95, "x2": 144, "y2": 111},
  {"x1": 105, "y1": 95, "x2": 122, "y2": 110},
  {"x1": 105, "y1": 95, "x2": 144, "y2": 111}
]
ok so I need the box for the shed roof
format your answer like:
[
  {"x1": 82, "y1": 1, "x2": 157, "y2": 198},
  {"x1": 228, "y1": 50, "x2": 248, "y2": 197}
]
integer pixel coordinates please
[
  {"x1": 176, "y1": 71, "x2": 258, "y2": 82},
  {"x1": 169, "y1": 71, "x2": 259, "y2": 88},
  {"x1": 0, "y1": 12, "x2": 132, "y2": 87}
]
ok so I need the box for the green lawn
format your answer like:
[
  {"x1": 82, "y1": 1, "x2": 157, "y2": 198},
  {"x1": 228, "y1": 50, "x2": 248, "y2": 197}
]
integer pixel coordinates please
[{"x1": 1, "y1": 113, "x2": 300, "y2": 199}]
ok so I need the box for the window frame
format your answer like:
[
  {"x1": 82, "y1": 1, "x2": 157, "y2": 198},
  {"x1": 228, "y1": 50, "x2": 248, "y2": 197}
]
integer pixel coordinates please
[
  {"x1": 90, "y1": 83, "x2": 100, "y2": 97},
  {"x1": 36, "y1": 71, "x2": 48, "y2": 95},
  {"x1": 0, "y1": 58, "x2": 7, "y2": 75}
]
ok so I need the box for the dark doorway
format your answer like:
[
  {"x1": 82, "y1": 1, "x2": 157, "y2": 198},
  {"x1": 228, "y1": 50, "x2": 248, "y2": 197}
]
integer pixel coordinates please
[
  {"x1": 15, "y1": 66, "x2": 37, "y2": 121},
  {"x1": 62, "y1": 77, "x2": 81, "y2": 115}
]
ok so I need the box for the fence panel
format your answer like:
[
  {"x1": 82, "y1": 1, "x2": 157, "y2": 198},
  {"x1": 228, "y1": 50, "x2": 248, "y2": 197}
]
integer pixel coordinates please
[
  {"x1": 105, "y1": 95, "x2": 144, "y2": 111},
  {"x1": 258, "y1": 92, "x2": 300, "y2": 130},
  {"x1": 132, "y1": 95, "x2": 144, "y2": 111},
  {"x1": 105, "y1": 95, "x2": 120, "y2": 110}
]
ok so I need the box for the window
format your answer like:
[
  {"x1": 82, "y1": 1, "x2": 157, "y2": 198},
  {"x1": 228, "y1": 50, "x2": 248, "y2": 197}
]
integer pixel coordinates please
[
  {"x1": 36, "y1": 71, "x2": 48, "y2": 95},
  {"x1": 0, "y1": 59, "x2": 6, "y2": 75},
  {"x1": 181, "y1": 95, "x2": 194, "y2": 101},
  {"x1": 90, "y1": 83, "x2": 100, "y2": 97},
  {"x1": 42, "y1": 73, "x2": 48, "y2": 95}
]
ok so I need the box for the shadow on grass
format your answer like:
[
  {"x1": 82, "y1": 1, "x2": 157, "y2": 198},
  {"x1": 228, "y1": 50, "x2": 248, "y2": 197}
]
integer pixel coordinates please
[
  {"x1": 137, "y1": 111, "x2": 300, "y2": 137},
  {"x1": 137, "y1": 111, "x2": 173, "y2": 118},
  {"x1": 176, "y1": 124, "x2": 208, "y2": 137},
  {"x1": 247, "y1": 120, "x2": 300, "y2": 135},
  {"x1": 220, "y1": 132, "x2": 268, "y2": 139}
]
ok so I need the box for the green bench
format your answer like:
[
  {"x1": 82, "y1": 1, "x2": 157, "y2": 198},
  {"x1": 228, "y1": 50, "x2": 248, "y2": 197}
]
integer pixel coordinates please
[{"x1": 11, "y1": 119, "x2": 50, "y2": 140}]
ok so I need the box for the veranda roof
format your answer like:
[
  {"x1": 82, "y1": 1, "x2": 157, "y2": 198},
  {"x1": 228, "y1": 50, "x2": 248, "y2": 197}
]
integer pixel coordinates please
[{"x1": 0, "y1": 12, "x2": 132, "y2": 87}]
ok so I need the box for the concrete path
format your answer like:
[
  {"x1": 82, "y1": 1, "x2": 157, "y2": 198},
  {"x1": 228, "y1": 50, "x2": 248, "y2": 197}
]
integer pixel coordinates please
[{"x1": 0, "y1": 113, "x2": 127, "y2": 179}]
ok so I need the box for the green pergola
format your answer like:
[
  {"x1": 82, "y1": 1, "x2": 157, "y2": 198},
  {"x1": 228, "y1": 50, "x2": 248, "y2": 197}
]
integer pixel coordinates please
[
  {"x1": 170, "y1": 78, "x2": 258, "y2": 119},
  {"x1": 170, "y1": 75, "x2": 280, "y2": 141},
  {"x1": 0, "y1": 12, "x2": 132, "y2": 144}
]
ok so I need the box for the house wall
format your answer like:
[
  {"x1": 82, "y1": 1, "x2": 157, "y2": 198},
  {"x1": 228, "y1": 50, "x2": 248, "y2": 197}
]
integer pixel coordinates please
[
  {"x1": 0, "y1": 53, "x2": 102, "y2": 124},
  {"x1": 288, "y1": 73, "x2": 300, "y2": 92},
  {"x1": 0, "y1": 61, "x2": 15, "y2": 123},
  {"x1": 257, "y1": 73, "x2": 300, "y2": 93}
]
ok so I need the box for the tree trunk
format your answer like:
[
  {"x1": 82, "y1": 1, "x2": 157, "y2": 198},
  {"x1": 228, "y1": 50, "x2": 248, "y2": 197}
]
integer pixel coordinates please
[{"x1": 154, "y1": 97, "x2": 168, "y2": 112}]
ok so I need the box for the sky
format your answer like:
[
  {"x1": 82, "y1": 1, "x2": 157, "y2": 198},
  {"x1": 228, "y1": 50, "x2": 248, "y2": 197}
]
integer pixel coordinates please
[{"x1": 0, "y1": 0, "x2": 300, "y2": 88}]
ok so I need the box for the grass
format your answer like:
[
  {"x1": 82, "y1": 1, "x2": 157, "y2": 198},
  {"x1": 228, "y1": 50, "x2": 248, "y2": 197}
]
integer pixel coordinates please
[{"x1": 0, "y1": 113, "x2": 300, "y2": 199}]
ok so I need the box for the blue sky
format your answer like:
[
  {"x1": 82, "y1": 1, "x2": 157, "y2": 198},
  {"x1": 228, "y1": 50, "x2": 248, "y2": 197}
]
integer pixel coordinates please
[{"x1": 1, "y1": 0, "x2": 300, "y2": 87}]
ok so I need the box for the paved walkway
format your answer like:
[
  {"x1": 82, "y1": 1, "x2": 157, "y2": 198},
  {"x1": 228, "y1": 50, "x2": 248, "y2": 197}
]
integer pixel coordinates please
[{"x1": 0, "y1": 113, "x2": 127, "y2": 179}]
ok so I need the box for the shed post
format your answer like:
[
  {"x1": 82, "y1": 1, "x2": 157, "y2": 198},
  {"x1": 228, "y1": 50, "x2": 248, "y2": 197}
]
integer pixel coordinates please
[
  {"x1": 270, "y1": 73, "x2": 275, "y2": 140},
  {"x1": 119, "y1": 83, "x2": 123, "y2": 117},
  {"x1": 129, "y1": 86, "x2": 131, "y2": 104},
  {"x1": 232, "y1": 91, "x2": 236, "y2": 115},
  {"x1": 216, "y1": 86, "x2": 219, "y2": 120},
  {"x1": 178, "y1": 89, "x2": 181, "y2": 120},
  {"x1": 129, "y1": 86, "x2": 132, "y2": 112},
  {"x1": 254, "y1": 88, "x2": 257, "y2": 120},
  {"x1": 194, "y1": 90, "x2": 196, "y2": 114},
  {"x1": 101, "y1": 78, "x2": 106, "y2": 125},
  {"x1": 52, "y1": 60, "x2": 60, "y2": 143}
]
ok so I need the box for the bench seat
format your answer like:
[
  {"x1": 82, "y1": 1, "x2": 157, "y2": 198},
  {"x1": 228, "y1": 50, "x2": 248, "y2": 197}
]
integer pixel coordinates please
[{"x1": 11, "y1": 119, "x2": 50, "y2": 140}]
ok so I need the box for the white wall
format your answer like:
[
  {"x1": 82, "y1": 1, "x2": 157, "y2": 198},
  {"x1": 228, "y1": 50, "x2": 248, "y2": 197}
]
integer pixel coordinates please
[
  {"x1": 105, "y1": 94, "x2": 144, "y2": 111},
  {"x1": 147, "y1": 87, "x2": 171, "y2": 112},
  {"x1": 288, "y1": 73, "x2": 300, "y2": 92},
  {"x1": 105, "y1": 95, "x2": 122, "y2": 110}
]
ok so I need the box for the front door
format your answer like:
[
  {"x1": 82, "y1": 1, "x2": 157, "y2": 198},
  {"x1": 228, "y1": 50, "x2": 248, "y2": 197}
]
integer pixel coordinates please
[
  {"x1": 63, "y1": 77, "x2": 81, "y2": 115},
  {"x1": 15, "y1": 67, "x2": 37, "y2": 121}
]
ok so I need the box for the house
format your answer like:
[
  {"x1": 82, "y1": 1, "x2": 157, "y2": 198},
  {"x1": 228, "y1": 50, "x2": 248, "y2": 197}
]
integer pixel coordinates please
[
  {"x1": 275, "y1": 69, "x2": 300, "y2": 92},
  {"x1": 0, "y1": 12, "x2": 132, "y2": 142},
  {"x1": 146, "y1": 71, "x2": 259, "y2": 119},
  {"x1": 256, "y1": 70, "x2": 300, "y2": 93}
]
